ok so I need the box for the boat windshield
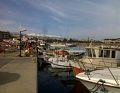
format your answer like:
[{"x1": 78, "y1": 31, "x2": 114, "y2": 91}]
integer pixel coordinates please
[
  {"x1": 86, "y1": 48, "x2": 92, "y2": 57},
  {"x1": 86, "y1": 47, "x2": 116, "y2": 58},
  {"x1": 86, "y1": 48, "x2": 96, "y2": 57},
  {"x1": 112, "y1": 50, "x2": 115, "y2": 58},
  {"x1": 99, "y1": 49, "x2": 116, "y2": 58}
]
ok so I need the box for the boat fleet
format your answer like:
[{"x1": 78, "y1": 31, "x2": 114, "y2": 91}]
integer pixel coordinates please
[{"x1": 38, "y1": 42, "x2": 120, "y2": 93}]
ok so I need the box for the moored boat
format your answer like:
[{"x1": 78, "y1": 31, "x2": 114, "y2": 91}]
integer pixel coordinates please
[
  {"x1": 70, "y1": 46, "x2": 120, "y2": 75},
  {"x1": 71, "y1": 45, "x2": 120, "y2": 93},
  {"x1": 76, "y1": 67, "x2": 120, "y2": 93},
  {"x1": 48, "y1": 56, "x2": 72, "y2": 69},
  {"x1": 48, "y1": 50, "x2": 72, "y2": 69}
]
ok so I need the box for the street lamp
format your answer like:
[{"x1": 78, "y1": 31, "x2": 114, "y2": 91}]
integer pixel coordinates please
[{"x1": 19, "y1": 29, "x2": 27, "y2": 57}]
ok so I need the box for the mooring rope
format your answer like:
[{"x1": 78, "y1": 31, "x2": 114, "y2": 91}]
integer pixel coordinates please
[{"x1": 89, "y1": 79, "x2": 107, "y2": 93}]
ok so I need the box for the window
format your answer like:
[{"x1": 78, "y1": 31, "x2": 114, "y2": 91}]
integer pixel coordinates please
[
  {"x1": 92, "y1": 49, "x2": 96, "y2": 57},
  {"x1": 86, "y1": 48, "x2": 92, "y2": 57},
  {"x1": 112, "y1": 51, "x2": 115, "y2": 58},
  {"x1": 86, "y1": 48, "x2": 96, "y2": 57},
  {"x1": 99, "y1": 50, "x2": 103, "y2": 57},
  {"x1": 104, "y1": 50, "x2": 110, "y2": 58},
  {"x1": 99, "y1": 50, "x2": 110, "y2": 58}
]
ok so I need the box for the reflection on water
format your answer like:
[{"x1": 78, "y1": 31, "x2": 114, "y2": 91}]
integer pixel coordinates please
[{"x1": 38, "y1": 64, "x2": 90, "y2": 93}]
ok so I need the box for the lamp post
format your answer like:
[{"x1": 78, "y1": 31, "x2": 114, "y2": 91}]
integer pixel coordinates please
[{"x1": 19, "y1": 29, "x2": 27, "y2": 57}]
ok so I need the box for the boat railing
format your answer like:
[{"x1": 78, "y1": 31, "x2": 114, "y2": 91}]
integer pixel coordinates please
[
  {"x1": 79, "y1": 61, "x2": 120, "y2": 85},
  {"x1": 80, "y1": 61, "x2": 118, "y2": 69},
  {"x1": 107, "y1": 67, "x2": 119, "y2": 85}
]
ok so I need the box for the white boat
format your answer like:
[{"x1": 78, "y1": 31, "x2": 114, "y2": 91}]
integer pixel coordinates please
[
  {"x1": 66, "y1": 49, "x2": 85, "y2": 56},
  {"x1": 50, "y1": 43, "x2": 75, "y2": 49},
  {"x1": 50, "y1": 43, "x2": 66, "y2": 48},
  {"x1": 70, "y1": 46, "x2": 120, "y2": 75},
  {"x1": 76, "y1": 67, "x2": 120, "y2": 93},
  {"x1": 48, "y1": 56, "x2": 72, "y2": 69},
  {"x1": 48, "y1": 50, "x2": 72, "y2": 69}
]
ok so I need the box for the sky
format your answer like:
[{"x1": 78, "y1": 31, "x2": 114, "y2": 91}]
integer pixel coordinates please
[{"x1": 0, "y1": 0, "x2": 120, "y2": 39}]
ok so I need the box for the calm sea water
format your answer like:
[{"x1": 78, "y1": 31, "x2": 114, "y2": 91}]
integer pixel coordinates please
[
  {"x1": 38, "y1": 45, "x2": 89, "y2": 93},
  {"x1": 38, "y1": 64, "x2": 90, "y2": 93}
]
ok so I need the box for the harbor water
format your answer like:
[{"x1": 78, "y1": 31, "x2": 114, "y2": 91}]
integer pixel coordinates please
[{"x1": 38, "y1": 63, "x2": 90, "y2": 93}]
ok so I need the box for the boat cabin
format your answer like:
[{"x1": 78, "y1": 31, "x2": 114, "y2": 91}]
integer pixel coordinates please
[
  {"x1": 86, "y1": 46, "x2": 120, "y2": 59},
  {"x1": 84, "y1": 46, "x2": 120, "y2": 67}
]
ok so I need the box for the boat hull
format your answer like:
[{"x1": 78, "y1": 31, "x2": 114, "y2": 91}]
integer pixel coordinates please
[
  {"x1": 48, "y1": 56, "x2": 73, "y2": 69},
  {"x1": 79, "y1": 79, "x2": 120, "y2": 93},
  {"x1": 72, "y1": 67, "x2": 84, "y2": 75},
  {"x1": 50, "y1": 61, "x2": 71, "y2": 69}
]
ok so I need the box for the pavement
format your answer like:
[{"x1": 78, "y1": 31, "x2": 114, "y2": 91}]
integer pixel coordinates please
[{"x1": 0, "y1": 52, "x2": 37, "y2": 93}]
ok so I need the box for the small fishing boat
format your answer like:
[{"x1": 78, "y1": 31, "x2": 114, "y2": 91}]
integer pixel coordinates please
[
  {"x1": 48, "y1": 56, "x2": 72, "y2": 69},
  {"x1": 50, "y1": 43, "x2": 73, "y2": 49},
  {"x1": 48, "y1": 50, "x2": 72, "y2": 69},
  {"x1": 76, "y1": 67, "x2": 120, "y2": 93}
]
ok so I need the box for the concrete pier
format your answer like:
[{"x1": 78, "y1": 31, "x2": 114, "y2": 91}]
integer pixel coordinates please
[{"x1": 0, "y1": 53, "x2": 37, "y2": 93}]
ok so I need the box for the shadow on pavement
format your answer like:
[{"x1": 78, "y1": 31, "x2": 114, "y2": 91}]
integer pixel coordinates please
[{"x1": 0, "y1": 72, "x2": 20, "y2": 85}]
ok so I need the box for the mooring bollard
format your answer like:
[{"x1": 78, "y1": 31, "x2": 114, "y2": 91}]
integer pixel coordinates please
[{"x1": 32, "y1": 57, "x2": 36, "y2": 63}]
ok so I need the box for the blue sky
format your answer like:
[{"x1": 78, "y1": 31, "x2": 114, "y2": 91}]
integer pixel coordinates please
[{"x1": 0, "y1": 0, "x2": 120, "y2": 39}]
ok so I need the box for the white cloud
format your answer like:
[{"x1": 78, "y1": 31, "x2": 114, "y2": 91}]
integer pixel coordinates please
[
  {"x1": 2, "y1": 0, "x2": 120, "y2": 39},
  {"x1": 0, "y1": 19, "x2": 16, "y2": 25},
  {"x1": 50, "y1": 16, "x2": 63, "y2": 23},
  {"x1": 41, "y1": 4, "x2": 66, "y2": 18},
  {"x1": 25, "y1": 0, "x2": 120, "y2": 21},
  {"x1": 24, "y1": 0, "x2": 67, "y2": 18}
]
